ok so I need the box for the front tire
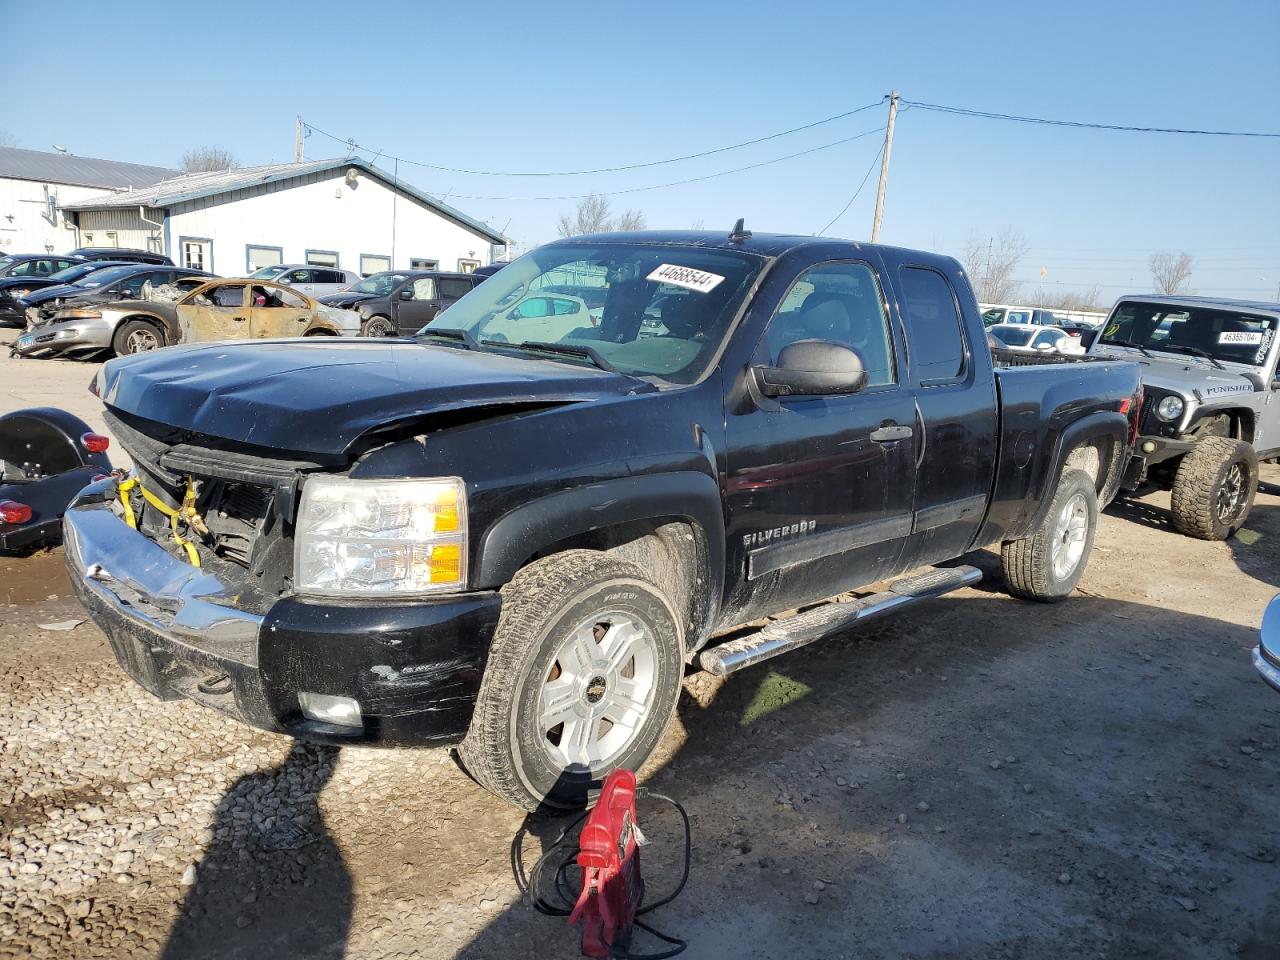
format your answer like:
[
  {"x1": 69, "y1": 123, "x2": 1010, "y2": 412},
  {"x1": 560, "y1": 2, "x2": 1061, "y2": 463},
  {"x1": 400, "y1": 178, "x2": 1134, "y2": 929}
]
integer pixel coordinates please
[
  {"x1": 112, "y1": 318, "x2": 165, "y2": 356},
  {"x1": 1001, "y1": 468, "x2": 1098, "y2": 602},
  {"x1": 459, "y1": 550, "x2": 684, "y2": 811},
  {"x1": 361, "y1": 315, "x2": 395, "y2": 337},
  {"x1": 1170, "y1": 436, "x2": 1258, "y2": 540}
]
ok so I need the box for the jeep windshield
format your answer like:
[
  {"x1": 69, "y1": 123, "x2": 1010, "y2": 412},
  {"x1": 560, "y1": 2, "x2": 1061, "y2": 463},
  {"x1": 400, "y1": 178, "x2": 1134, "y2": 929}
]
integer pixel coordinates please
[
  {"x1": 419, "y1": 242, "x2": 766, "y2": 384},
  {"x1": 1099, "y1": 300, "x2": 1278, "y2": 367}
]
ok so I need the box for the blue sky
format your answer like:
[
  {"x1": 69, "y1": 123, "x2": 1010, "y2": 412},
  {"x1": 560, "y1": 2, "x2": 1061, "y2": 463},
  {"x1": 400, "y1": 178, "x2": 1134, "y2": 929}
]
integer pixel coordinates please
[{"x1": 3, "y1": 0, "x2": 1277, "y2": 302}]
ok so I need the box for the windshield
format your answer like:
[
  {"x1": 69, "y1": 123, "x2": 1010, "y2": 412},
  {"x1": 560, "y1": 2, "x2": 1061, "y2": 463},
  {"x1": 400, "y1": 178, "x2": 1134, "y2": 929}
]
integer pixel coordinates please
[
  {"x1": 350, "y1": 272, "x2": 411, "y2": 295},
  {"x1": 421, "y1": 242, "x2": 766, "y2": 384},
  {"x1": 53, "y1": 263, "x2": 113, "y2": 284},
  {"x1": 76, "y1": 265, "x2": 140, "y2": 289},
  {"x1": 989, "y1": 325, "x2": 1035, "y2": 347},
  {"x1": 249, "y1": 266, "x2": 287, "y2": 280},
  {"x1": 1100, "y1": 300, "x2": 1278, "y2": 367},
  {"x1": 981, "y1": 308, "x2": 1005, "y2": 327}
]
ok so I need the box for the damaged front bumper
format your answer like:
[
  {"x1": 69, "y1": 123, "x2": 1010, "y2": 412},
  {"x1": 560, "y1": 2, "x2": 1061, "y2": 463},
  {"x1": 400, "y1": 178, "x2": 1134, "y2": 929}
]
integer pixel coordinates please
[
  {"x1": 1120, "y1": 435, "x2": 1198, "y2": 491},
  {"x1": 13, "y1": 317, "x2": 113, "y2": 358},
  {"x1": 64, "y1": 482, "x2": 500, "y2": 746}
]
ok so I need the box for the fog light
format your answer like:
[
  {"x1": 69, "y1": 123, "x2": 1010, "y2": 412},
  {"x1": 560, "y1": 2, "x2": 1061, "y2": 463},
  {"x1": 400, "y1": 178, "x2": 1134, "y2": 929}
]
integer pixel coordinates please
[
  {"x1": 298, "y1": 692, "x2": 362, "y2": 728},
  {"x1": 1141, "y1": 440, "x2": 1157, "y2": 454}
]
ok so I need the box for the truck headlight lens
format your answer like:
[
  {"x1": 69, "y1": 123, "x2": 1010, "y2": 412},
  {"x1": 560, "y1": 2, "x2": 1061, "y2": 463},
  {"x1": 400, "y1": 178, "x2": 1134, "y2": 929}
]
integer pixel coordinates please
[
  {"x1": 294, "y1": 477, "x2": 467, "y2": 596},
  {"x1": 1156, "y1": 396, "x2": 1185, "y2": 421}
]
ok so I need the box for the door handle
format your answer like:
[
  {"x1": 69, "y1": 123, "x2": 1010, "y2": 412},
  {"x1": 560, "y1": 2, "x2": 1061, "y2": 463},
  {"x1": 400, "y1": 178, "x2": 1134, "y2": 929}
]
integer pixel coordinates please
[
  {"x1": 870, "y1": 424, "x2": 914, "y2": 443},
  {"x1": 232, "y1": 316, "x2": 246, "y2": 322}
]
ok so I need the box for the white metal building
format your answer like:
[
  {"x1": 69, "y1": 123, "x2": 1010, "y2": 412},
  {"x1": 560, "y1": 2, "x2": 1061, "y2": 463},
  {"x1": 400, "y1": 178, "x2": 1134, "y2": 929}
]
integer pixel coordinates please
[
  {"x1": 62, "y1": 158, "x2": 506, "y2": 276},
  {"x1": 0, "y1": 147, "x2": 176, "y2": 256}
]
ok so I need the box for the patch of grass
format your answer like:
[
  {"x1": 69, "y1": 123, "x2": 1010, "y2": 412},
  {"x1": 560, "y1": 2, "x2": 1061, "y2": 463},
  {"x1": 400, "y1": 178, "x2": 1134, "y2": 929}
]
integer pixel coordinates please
[{"x1": 741, "y1": 670, "x2": 812, "y2": 726}]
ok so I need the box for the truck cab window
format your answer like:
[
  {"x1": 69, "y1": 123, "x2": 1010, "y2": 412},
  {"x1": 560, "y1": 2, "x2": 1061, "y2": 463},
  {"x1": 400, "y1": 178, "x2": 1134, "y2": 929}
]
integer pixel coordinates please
[
  {"x1": 766, "y1": 261, "x2": 896, "y2": 387},
  {"x1": 898, "y1": 266, "x2": 967, "y2": 382}
]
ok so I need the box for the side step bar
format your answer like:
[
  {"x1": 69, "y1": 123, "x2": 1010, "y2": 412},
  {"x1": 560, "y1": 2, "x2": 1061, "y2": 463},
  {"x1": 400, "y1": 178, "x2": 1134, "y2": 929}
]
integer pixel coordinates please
[{"x1": 697, "y1": 565, "x2": 982, "y2": 677}]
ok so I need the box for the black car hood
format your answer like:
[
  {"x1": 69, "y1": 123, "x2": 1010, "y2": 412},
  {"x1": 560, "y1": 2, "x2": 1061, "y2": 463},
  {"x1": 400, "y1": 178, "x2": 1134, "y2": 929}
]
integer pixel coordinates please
[
  {"x1": 96, "y1": 338, "x2": 645, "y2": 456},
  {"x1": 19, "y1": 283, "x2": 99, "y2": 306},
  {"x1": 320, "y1": 292, "x2": 380, "y2": 308},
  {"x1": 0, "y1": 277, "x2": 58, "y2": 293}
]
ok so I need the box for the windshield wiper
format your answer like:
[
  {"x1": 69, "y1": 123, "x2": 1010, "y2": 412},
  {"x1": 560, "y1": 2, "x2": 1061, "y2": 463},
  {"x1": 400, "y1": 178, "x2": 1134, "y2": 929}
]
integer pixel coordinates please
[
  {"x1": 420, "y1": 327, "x2": 480, "y2": 350},
  {"x1": 481, "y1": 339, "x2": 617, "y2": 373},
  {"x1": 1104, "y1": 338, "x2": 1153, "y2": 358},
  {"x1": 1161, "y1": 344, "x2": 1226, "y2": 370}
]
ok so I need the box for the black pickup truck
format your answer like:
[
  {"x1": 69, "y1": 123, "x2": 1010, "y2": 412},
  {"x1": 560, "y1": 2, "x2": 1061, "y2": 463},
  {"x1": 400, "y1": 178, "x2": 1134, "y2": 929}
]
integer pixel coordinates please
[{"x1": 63, "y1": 228, "x2": 1141, "y2": 809}]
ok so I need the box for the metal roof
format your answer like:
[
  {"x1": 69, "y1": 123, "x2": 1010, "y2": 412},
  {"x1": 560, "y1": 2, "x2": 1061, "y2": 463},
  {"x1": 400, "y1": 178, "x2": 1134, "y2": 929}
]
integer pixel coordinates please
[
  {"x1": 63, "y1": 157, "x2": 505, "y2": 243},
  {"x1": 0, "y1": 146, "x2": 177, "y2": 189}
]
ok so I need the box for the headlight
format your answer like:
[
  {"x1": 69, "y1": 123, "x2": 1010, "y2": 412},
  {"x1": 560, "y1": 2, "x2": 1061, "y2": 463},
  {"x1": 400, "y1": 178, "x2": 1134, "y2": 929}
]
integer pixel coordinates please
[
  {"x1": 1156, "y1": 396, "x2": 1185, "y2": 421},
  {"x1": 10, "y1": 288, "x2": 31, "y2": 297},
  {"x1": 294, "y1": 476, "x2": 467, "y2": 596},
  {"x1": 58, "y1": 308, "x2": 102, "y2": 319}
]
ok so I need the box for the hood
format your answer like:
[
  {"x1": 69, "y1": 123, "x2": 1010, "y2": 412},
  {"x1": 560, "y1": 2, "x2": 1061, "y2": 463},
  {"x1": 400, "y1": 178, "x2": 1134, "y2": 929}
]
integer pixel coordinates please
[
  {"x1": 320, "y1": 291, "x2": 379, "y2": 308},
  {"x1": 1093, "y1": 347, "x2": 1260, "y2": 401},
  {"x1": 95, "y1": 338, "x2": 648, "y2": 456},
  {"x1": 20, "y1": 283, "x2": 92, "y2": 306},
  {"x1": 0, "y1": 277, "x2": 59, "y2": 294}
]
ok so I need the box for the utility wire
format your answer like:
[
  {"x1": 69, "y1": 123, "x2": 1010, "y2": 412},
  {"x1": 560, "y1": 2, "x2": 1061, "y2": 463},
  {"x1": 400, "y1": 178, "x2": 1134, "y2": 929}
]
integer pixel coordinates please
[
  {"x1": 903, "y1": 99, "x2": 1280, "y2": 138},
  {"x1": 301, "y1": 100, "x2": 886, "y2": 178},
  {"x1": 817, "y1": 140, "x2": 885, "y2": 235}
]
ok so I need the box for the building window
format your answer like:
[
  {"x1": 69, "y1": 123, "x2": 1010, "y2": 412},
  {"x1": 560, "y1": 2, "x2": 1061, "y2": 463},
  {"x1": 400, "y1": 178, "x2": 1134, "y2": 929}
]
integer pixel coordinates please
[
  {"x1": 247, "y1": 245, "x2": 283, "y2": 273},
  {"x1": 457, "y1": 258, "x2": 480, "y2": 273},
  {"x1": 306, "y1": 250, "x2": 340, "y2": 268},
  {"x1": 180, "y1": 238, "x2": 213, "y2": 273},
  {"x1": 360, "y1": 254, "x2": 391, "y2": 277},
  {"x1": 410, "y1": 258, "x2": 439, "y2": 270}
]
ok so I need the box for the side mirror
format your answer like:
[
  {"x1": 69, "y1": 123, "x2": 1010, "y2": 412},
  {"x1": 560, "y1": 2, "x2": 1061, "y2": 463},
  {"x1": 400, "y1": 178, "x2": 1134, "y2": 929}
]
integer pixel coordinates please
[
  {"x1": 754, "y1": 340, "x2": 867, "y2": 398},
  {"x1": 399, "y1": 288, "x2": 414, "y2": 301}
]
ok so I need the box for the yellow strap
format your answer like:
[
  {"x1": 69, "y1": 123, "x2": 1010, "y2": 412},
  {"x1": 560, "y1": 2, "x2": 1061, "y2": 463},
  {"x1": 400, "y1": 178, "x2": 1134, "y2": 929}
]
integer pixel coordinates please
[{"x1": 116, "y1": 475, "x2": 203, "y2": 567}]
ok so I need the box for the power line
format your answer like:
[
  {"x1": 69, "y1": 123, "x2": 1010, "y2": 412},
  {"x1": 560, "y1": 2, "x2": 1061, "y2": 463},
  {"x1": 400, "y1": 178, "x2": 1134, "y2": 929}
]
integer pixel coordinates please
[
  {"x1": 301, "y1": 100, "x2": 886, "y2": 178},
  {"x1": 903, "y1": 99, "x2": 1280, "y2": 138},
  {"x1": 818, "y1": 140, "x2": 885, "y2": 235}
]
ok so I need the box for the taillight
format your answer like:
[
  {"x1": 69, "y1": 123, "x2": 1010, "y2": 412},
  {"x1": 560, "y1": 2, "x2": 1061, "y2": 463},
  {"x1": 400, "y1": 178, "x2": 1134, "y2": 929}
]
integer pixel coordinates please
[
  {"x1": 81, "y1": 432, "x2": 110, "y2": 453},
  {"x1": 0, "y1": 500, "x2": 32, "y2": 524}
]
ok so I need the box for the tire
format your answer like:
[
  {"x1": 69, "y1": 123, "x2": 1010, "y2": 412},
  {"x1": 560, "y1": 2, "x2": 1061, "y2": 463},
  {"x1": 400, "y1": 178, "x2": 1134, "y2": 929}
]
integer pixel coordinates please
[
  {"x1": 459, "y1": 550, "x2": 684, "y2": 811},
  {"x1": 1001, "y1": 468, "x2": 1098, "y2": 603},
  {"x1": 1170, "y1": 436, "x2": 1258, "y2": 541},
  {"x1": 112, "y1": 318, "x2": 165, "y2": 356},
  {"x1": 361, "y1": 315, "x2": 395, "y2": 337}
]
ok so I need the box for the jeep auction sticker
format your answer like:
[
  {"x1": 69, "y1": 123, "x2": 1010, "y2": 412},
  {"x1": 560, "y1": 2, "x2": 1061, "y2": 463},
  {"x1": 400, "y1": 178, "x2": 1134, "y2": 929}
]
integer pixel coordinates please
[
  {"x1": 1218, "y1": 330, "x2": 1264, "y2": 345},
  {"x1": 647, "y1": 263, "x2": 725, "y2": 293}
]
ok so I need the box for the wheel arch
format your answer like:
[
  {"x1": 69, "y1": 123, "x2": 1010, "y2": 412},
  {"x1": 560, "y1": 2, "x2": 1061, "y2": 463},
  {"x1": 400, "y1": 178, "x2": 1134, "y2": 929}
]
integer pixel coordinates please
[{"x1": 1028, "y1": 411, "x2": 1129, "y2": 531}]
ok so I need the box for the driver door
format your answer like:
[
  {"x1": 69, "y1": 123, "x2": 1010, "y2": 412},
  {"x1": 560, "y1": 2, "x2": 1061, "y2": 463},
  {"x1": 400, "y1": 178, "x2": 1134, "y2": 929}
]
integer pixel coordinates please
[{"x1": 393, "y1": 276, "x2": 442, "y2": 333}]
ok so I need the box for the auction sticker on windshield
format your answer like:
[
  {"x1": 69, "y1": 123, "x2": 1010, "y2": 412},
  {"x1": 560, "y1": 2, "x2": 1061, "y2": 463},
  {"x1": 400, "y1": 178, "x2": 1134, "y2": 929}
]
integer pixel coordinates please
[
  {"x1": 647, "y1": 263, "x2": 725, "y2": 293},
  {"x1": 1218, "y1": 330, "x2": 1264, "y2": 345}
]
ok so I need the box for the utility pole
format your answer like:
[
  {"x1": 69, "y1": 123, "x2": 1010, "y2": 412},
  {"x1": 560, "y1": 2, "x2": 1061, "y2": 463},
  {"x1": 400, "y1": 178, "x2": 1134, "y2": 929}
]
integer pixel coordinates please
[
  {"x1": 294, "y1": 116, "x2": 303, "y2": 164},
  {"x1": 870, "y1": 91, "x2": 899, "y2": 243}
]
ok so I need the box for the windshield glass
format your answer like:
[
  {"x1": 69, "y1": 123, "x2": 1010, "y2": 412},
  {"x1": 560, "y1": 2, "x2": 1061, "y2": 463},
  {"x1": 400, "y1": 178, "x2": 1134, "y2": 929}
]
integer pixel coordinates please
[
  {"x1": 1100, "y1": 300, "x2": 1278, "y2": 366},
  {"x1": 76, "y1": 265, "x2": 140, "y2": 289},
  {"x1": 981, "y1": 308, "x2": 1005, "y2": 327},
  {"x1": 421, "y1": 242, "x2": 765, "y2": 383},
  {"x1": 249, "y1": 266, "x2": 287, "y2": 280},
  {"x1": 990, "y1": 325, "x2": 1035, "y2": 346},
  {"x1": 53, "y1": 263, "x2": 112, "y2": 284},
  {"x1": 351, "y1": 272, "x2": 411, "y2": 295}
]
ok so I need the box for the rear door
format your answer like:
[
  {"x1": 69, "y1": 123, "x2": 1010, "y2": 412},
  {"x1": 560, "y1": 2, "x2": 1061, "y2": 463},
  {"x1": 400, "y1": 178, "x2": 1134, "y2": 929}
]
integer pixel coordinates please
[{"x1": 890, "y1": 262, "x2": 998, "y2": 567}]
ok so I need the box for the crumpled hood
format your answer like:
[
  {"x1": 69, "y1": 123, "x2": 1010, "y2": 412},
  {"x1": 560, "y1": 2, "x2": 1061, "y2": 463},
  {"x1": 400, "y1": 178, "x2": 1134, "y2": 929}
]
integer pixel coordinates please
[
  {"x1": 320, "y1": 291, "x2": 379, "y2": 309},
  {"x1": 18, "y1": 283, "x2": 91, "y2": 306},
  {"x1": 95, "y1": 338, "x2": 642, "y2": 456},
  {"x1": 1092, "y1": 348, "x2": 1260, "y2": 401}
]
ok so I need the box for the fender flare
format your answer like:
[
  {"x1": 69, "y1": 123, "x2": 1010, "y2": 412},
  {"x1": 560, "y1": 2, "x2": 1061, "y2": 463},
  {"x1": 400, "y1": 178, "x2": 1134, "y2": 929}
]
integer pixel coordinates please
[
  {"x1": 0, "y1": 407, "x2": 112, "y2": 475},
  {"x1": 1029, "y1": 410, "x2": 1128, "y2": 530},
  {"x1": 474, "y1": 470, "x2": 726, "y2": 634}
]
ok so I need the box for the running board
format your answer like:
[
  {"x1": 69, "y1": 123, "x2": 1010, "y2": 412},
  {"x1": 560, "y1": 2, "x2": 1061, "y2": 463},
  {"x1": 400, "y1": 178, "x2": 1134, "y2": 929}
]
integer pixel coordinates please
[{"x1": 697, "y1": 565, "x2": 982, "y2": 677}]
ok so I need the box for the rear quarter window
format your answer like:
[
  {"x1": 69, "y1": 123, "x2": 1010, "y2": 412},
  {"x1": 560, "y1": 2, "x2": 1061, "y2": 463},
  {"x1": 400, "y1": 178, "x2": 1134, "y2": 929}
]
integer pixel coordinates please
[{"x1": 897, "y1": 266, "x2": 967, "y2": 383}]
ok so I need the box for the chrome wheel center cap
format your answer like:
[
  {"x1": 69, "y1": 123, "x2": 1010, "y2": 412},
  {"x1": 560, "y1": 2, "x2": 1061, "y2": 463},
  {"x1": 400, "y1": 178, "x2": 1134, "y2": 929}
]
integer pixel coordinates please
[{"x1": 584, "y1": 675, "x2": 608, "y2": 705}]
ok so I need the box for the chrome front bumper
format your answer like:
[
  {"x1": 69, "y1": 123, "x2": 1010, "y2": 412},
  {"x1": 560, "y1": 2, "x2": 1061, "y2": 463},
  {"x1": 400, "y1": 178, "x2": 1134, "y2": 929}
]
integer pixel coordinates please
[
  {"x1": 1255, "y1": 595, "x2": 1280, "y2": 693},
  {"x1": 13, "y1": 317, "x2": 114, "y2": 356}
]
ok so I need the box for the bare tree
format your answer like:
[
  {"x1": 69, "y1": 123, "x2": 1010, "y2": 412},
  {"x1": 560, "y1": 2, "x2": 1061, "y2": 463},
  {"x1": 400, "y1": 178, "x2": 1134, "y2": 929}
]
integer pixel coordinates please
[
  {"x1": 961, "y1": 230, "x2": 1028, "y2": 303},
  {"x1": 1150, "y1": 251, "x2": 1194, "y2": 295},
  {"x1": 1029, "y1": 285, "x2": 1106, "y2": 313},
  {"x1": 0, "y1": 129, "x2": 16, "y2": 148},
  {"x1": 180, "y1": 146, "x2": 238, "y2": 173},
  {"x1": 556, "y1": 194, "x2": 646, "y2": 238}
]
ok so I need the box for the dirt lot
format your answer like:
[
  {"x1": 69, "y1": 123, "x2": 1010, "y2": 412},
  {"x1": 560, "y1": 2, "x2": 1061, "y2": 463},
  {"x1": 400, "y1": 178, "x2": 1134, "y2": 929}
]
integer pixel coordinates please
[{"x1": 1, "y1": 343, "x2": 1278, "y2": 959}]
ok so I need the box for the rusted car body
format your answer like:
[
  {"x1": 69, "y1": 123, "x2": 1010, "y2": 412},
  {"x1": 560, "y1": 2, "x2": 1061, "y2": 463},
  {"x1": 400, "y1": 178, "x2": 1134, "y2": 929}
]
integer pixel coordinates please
[{"x1": 14, "y1": 279, "x2": 361, "y2": 359}]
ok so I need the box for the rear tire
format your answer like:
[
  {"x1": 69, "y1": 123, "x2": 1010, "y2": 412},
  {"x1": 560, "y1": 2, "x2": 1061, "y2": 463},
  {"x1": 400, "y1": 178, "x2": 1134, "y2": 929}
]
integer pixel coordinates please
[
  {"x1": 1001, "y1": 468, "x2": 1098, "y2": 603},
  {"x1": 112, "y1": 318, "x2": 165, "y2": 356},
  {"x1": 1170, "y1": 436, "x2": 1258, "y2": 540},
  {"x1": 361, "y1": 315, "x2": 395, "y2": 337},
  {"x1": 459, "y1": 550, "x2": 684, "y2": 811}
]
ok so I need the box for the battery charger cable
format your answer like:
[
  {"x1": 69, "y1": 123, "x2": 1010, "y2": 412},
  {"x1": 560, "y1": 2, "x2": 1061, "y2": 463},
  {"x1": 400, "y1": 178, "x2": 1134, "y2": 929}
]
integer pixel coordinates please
[{"x1": 511, "y1": 787, "x2": 692, "y2": 959}]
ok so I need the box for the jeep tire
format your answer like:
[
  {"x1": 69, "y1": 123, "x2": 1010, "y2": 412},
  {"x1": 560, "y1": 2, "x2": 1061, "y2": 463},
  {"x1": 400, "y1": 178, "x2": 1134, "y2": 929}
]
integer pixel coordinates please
[
  {"x1": 459, "y1": 550, "x2": 684, "y2": 811},
  {"x1": 1001, "y1": 468, "x2": 1098, "y2": 602},
  {"x1": 1170, "y1": 436, "x2": 1258, "y2": 541}
]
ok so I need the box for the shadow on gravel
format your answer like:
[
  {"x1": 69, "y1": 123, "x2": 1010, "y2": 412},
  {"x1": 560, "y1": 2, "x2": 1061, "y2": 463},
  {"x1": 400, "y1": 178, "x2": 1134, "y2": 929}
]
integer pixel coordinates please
[
  {"x1": 160, "y1": 742, "x2": 350, "y2": 960},
  {"x1": 1230, "y1": 503, "x2": 1280, "y2": 589},
  {"x1": 459, "y1": 589, "x2": 1280, "y2": 960}
]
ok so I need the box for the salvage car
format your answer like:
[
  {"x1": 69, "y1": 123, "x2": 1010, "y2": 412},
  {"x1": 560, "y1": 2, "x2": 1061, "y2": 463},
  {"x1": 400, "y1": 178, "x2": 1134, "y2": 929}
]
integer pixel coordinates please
[
  {"x1": 16, "y1": 264, "x2": 214, "y2": 326},
  {"x1": 1253, "y1": 595, "x2": 1280, "y2": 693},
  {"x1": 1090, "y1": 296, "x2": 1280, "y2": 540},
  {"x1": 988, "y1": 323, "x2": 1085, "y2": 356},
  {"x1": 247, "y1": 264, "x2": 361, "y2": 299},
  {"x1": 0, "y1": 261, "x2": 130, "y2": 326},
  {"x1": 15, "y1": 278, "x2": 360, "y2": 359},
  {"x1": 63, "y1": 228, "x2": 1141, "y2": 810},
  {"x1": 67, "y1": 246, "x2": 174, "y2": 266},
  {"x1": 320, "y1": 269, "x2": 483, "y2": 336}
]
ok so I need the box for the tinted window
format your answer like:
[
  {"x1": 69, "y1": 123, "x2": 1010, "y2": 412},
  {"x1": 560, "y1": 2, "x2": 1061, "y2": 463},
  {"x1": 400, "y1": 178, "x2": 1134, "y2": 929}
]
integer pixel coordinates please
[
  {"x1": 897, "y1": 267, "x2": 966, "y2": 382},
  {"x1": 766, "y1": 261, "x2": 896, "y2": 387},
  {"x1": 438, "y1": 278, "x2": 471, "y2": 300}
]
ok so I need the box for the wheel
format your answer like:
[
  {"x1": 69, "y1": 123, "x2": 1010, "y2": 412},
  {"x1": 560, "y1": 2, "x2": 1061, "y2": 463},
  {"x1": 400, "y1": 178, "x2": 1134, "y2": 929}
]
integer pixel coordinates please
[
  {"x1": 361, "y1": 315, "x2": 395, "y2": 337},
  {"x1": 459, "y1": 550, "x2": 684, "y2": 811},
  {"x1": 1170, "y1": 436, "x2": 1258, "y2": 540},
  {"x1": 1001, "y1": 468, "x2": 1098, "y2": 602},
  {"x1": 112, "y1": 319, "x2": 164, "y2": 356}
]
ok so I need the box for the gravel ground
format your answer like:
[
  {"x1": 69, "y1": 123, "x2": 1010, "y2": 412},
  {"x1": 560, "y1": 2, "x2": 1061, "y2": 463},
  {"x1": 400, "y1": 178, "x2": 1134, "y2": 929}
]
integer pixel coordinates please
[{"x1": 0, "y1": 346, "x2": 1277, "y2": 958}]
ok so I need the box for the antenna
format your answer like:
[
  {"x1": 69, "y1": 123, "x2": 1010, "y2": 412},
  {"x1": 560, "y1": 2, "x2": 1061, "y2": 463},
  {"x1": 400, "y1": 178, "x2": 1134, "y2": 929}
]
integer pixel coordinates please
[{"x1": 728, "y1": 218, "x2": 752, "y2": 243}]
